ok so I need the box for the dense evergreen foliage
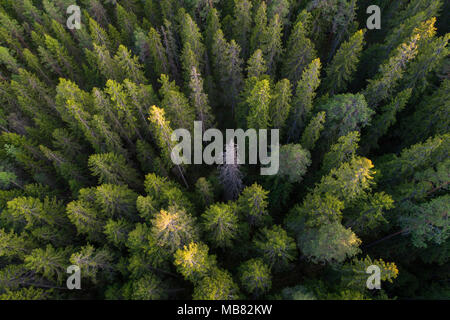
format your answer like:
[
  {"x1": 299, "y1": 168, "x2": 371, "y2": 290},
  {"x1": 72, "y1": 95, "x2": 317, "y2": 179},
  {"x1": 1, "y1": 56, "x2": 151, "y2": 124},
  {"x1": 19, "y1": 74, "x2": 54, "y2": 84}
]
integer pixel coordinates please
[{"x1": 0, "y1": 0, "x2": 448, "y2": 300}]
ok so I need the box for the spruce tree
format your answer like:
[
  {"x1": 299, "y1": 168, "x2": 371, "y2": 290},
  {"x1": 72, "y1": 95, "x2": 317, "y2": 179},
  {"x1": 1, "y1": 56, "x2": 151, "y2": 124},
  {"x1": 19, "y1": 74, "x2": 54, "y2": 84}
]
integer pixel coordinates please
[
  {"x1": 300, "y1": 111, "x2": 326, "y2": 151},
  {"x1": 270, "y1": 78, "x2": 292, "y2": 131},
  {"x1": 238, "y1": 258, "x2": 271, "y2": 296},
  {"x1": 253, "y1": 225, "x2": 297, "y2": 271},
  {"x1": 323, "y1": 30, "x2": 365, "y2": 95},
  {"x1": 158, "y1": 74, "x2": 195, "y2": 133},
  {"x1": 193, "y1": 268, "x2": 240, "y2": 300},
  {"x1": 201, "y1": 202, "x2": 239, "y2": 248},
  {"x1": 246, "y1": 49, "x2": 267, "y2": 78},
  {"x1": 232, "y1": 0, "x2": 252, "y2": 59},
  {"x1": 246, "y1": 79, "x2": 271, "y2": 130},
  {"x1": 250, "y1": 1, "x2": 268, "y2": 53},
  {"x1": 151, "y1": 206, "x2": 199, "y2": 253},
  {"x1": 188, "y1": 66, "x2": 214, "y2": 130},
  {"x1": 288, "y1": 58, "x2": 321, "y2": 141},
  {"x1": 174, "y1": 241, "x2": 216, "y2": 283},
  {"x1": 260, "y1": 14, "x2": 283, "y2": 75},
  {"x1": 278, "y1": 144, "x2": 311, "y2": 183},
  {"x1": 282, "y1": 20, "x2": 316, "y2": 85},
  {"x1": 88, "y1": 152, "x2": 140, "y2": 187}
]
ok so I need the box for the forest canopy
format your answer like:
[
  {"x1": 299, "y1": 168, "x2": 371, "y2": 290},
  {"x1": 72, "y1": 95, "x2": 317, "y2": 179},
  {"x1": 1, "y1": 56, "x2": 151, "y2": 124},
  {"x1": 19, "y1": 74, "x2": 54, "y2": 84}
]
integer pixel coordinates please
[{"x1": 0, "y1": 0, "x2": 448, "y2": 300}]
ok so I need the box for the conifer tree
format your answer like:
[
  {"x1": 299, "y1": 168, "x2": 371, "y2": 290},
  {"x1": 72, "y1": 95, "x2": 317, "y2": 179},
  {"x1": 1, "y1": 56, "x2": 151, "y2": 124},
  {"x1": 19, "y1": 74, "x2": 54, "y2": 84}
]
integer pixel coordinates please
[
  {"x1": 174, "y1": 241, "x2": 216, "y2": 283},
  {"x1": 94, "y1": 184, "x2": 138, "y2": 219},
  {"x1": 1, "y1": 132, "x2": 51, "y2": 181},
  {"x1": 282, "y1": 20, "x2": 316, "y2": 85},
  {"x1": 267, "y1": 0, "x2": 291, "y2": 26},
  {"x1": 112, "y1": 45, "x2": 146, "y2": 84},
  {"x1": 89, "y1": 17, "x2": 112, "y2": 51},
  {"x1": 250, "y1": 1, "x2": 268, "y2": 53},
  {"x1": 260, "y1": 14, "x2": 283, "y2": 75},
  {"x1": 194, "y1": 177, "x2": 214, "y2": 209},
  {"x1": 0, "y1": 11, "x2": 26, "y2": 57},
  {"x1": 122, "y1": 273, "x2": 167, "y2": 300},
  {"x1": 232, "y1": 0, "x2": 252, "y2": 59},
  {"x1": 402, "y1": 79, "x2": 449, "y2": 145},
  {"x1": 246, "y1": 49, "x2": 267, "y2": 78},
  {"x1": 299, "y1": 222, "x2": 361, "y2": 265},
  {"x1": 377, "y1": 133, "x2": 449, "y2": 187},
  {"x1": 188, "y1": 66, "x2": 214, "y2": 130},
  {"x1": 315, "y1": 157, "x2": 375, "y2": 204},
  {"x1": 385, "y1": 0, "x2": 442, "y2": 52},
  {"x1": 9, "y1": 69, "x2": 59, "y2": 138},
  {"x1": 86, "y1": 0, "x2": 108, "y2": 27},
  {"x1": 278, "y1": 144, "x2": 311, "y2": 183},
  {"x1": 39, "y1": 144, "x2": 87, "y2": 193},
  {"x1": 181, "y1": 42, "x2": 200, "y2": 87},
  {"x1": 6, "y1": 196, "x2": 66, "y2": 231},
  {"x1": 54, "y1": 78, "x2": 99, "y2": 146},
  {"x1": 237, "y1": 183, "x2": 269, "y2": 227},
  {"x1": 144, "y1": 173, "x2": 192, "y2": 211},
  {"x1": 322, "y1": 131, "x2": 360, "y2": 174},
  {"x1": 246, "y1": 79, "x2": 271, "y2": 130},
  {"x1": 341, "y1": 255, "x2": 399, "y2": 290},
  {"x1": 270, "y1": 79, "x2": 292, "y2": 131},
  {"x1": 24, "y1": 244, "x2": 72, "y2": 284},
  {"x1": 158, "y1": 74, "x2": 195, "y2": 133},
  {"x1": 151, "y1": 206, "x2": 199, "y2": 253},
  {"x1": 201, "y1": 202, "x2": 239, "y2": 248},
  {"x1": 362, "y1": 89, "x2": 412, "y2": 152},
  {"x1": 300, "y1": 111, "x2": 326, "y2": 151},
  {"x1": 160, "y1": 19, "x2": 181, "y2": 83},
  {"x1": 399, "y1": 195, "x2": 450, "y2": 248},
  {"x1": 116, "y1": 4, "x2": 138, "y2": 45},
  {"x1": 210, "y1": 29, "x2": 228, "y2": 79},
  {"x1": 318, "y1": 93, "x2": 373, "y2": 145},
  {"x1": 324, "y1": 29, "x2": 365, "y2": 95},
  {"x1": 88, "y1": 152, "x2": 140, "y2": 187},
  {"x1": 70, "y1": 245, "x2": 114, "y2": 283},
  {"x1": 238, "y1": 258, "x2": 271, "y2": 296},
  {"x1": 90, "y1": 114, "x2": 128, "y2": 155},
  {"x1": 343, "y1": 191, "x2": 394, "y2": 236},
  {"x1": 66, "y1": 198, "x2": 104, "y2": 242},
  {"x1": 211, "y1": 30, "x2": 244, "y2": 113},
  {"x1": 89, "y1": 90, "x2": 117, "y2": 134},
  {"x1": 0, "y1": 228, "x2": 31, "y2": 259},
  {"x1": 193, "y1": 268, "x2": 240, "y2": 300},
  {"x1": 0, "y1": 46, "x2": 19, "y2": 74},
  {"x1": 364, "y1": 18, "x2": 436, "y2": 109},
  {"x1": 148, "y1": 105, "x2": 188, "y2": 187},
  {"x1": 204, "y1": 7, "x2": 221, "y2": 57},
  {"x1": 253, "y1": 225, "x2": 297, "y2": 271},
  {"x1": 147, "y1": 27, "x2": 170, "y2": 77},
  {"x1": 87, "y1": 43, "x2": 117, "y2": 82},
  {"x1": 179, "y1": 12, "x2": 205, "y2": 69},
  {"x1": 39, "y1": 34, "x2": 79, "y2": 81},
  {"x1": 21, "y1": 49, "x2": 52, "y2": 84},
  {"x1": 402, "y1": 32, "x2": 449, "y2": 93},
  {"x1": 288, "y1": 58, "x2": 321, "y2": 140},
  {"x1": 219, "y1": 142, "x2": 243, "y2": 201}
]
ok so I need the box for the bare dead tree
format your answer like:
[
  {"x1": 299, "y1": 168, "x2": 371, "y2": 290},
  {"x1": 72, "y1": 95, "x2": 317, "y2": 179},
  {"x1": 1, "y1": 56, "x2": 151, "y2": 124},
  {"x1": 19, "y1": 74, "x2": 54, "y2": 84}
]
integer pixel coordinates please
[{"x1": 219, "y1": 140, "x2": 243, "y2": 200}]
